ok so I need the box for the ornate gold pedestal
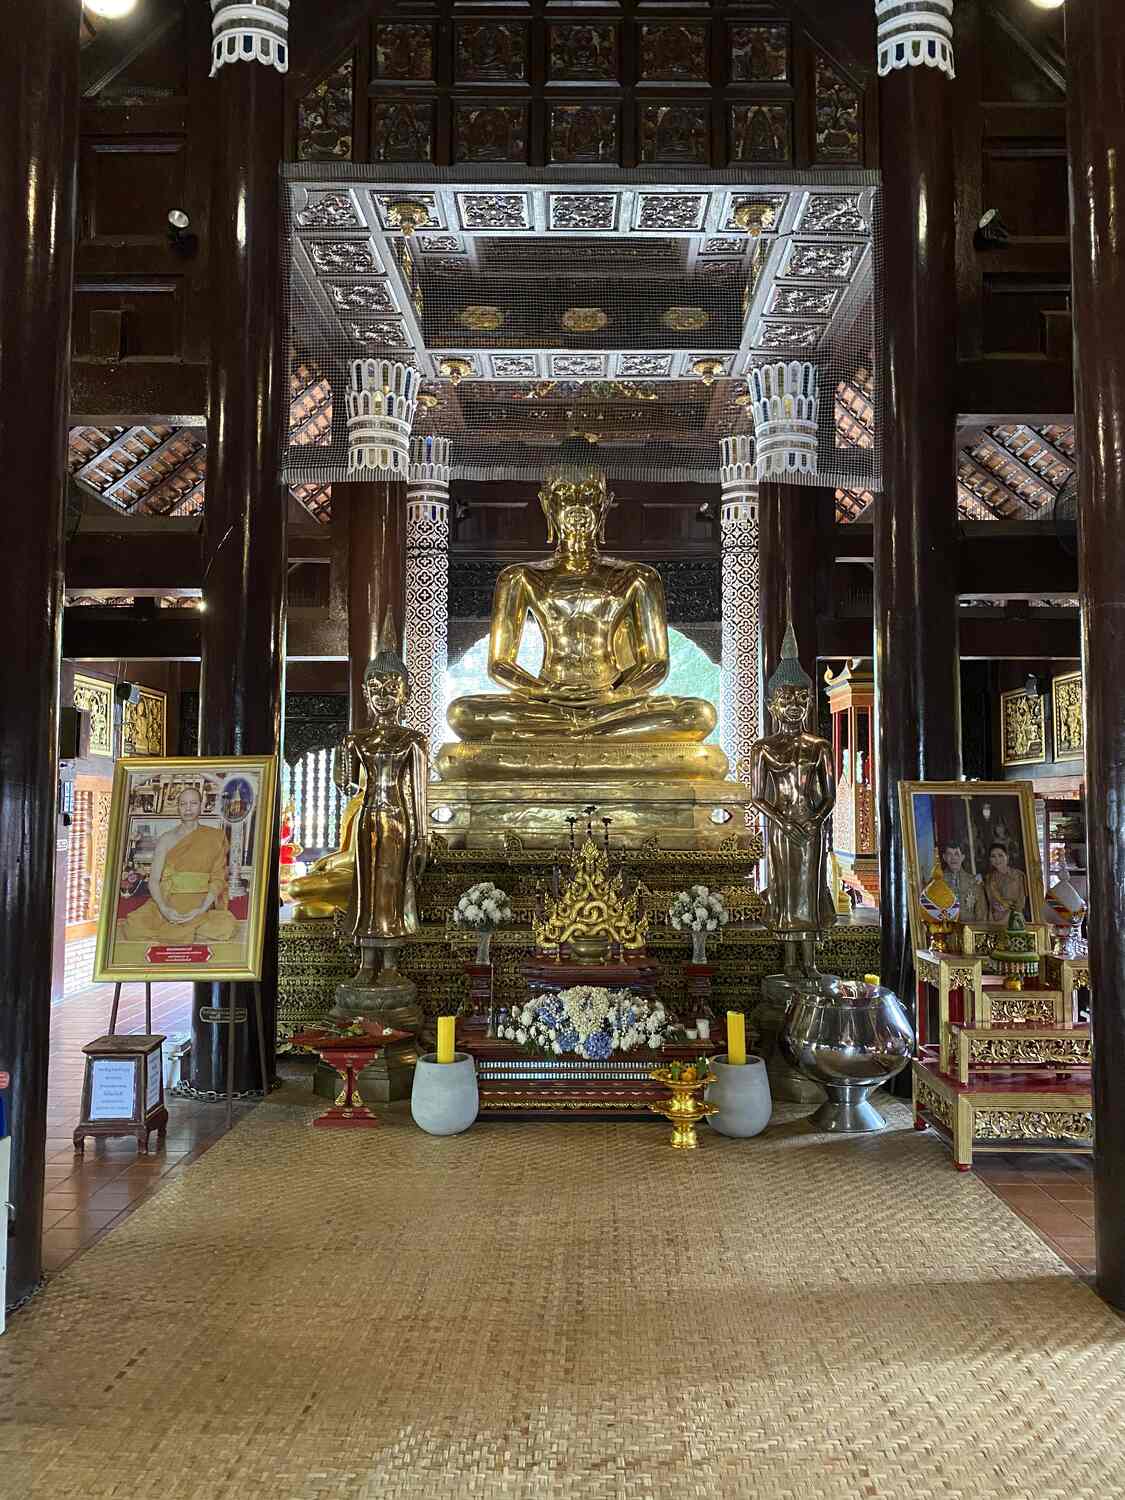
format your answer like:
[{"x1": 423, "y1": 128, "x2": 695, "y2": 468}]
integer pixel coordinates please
[{"x1": 429, "y1": 751, "x2": 754, "y2": 850}]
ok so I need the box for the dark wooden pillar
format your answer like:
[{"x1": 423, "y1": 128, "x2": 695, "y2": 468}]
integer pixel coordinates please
[
  {"x1": 874, "y1": 57, "x2": 961, "y2": 1010},
  {"x1": 342, "y1": 482, "x2": 407, "y2": 729},
  {"x1": 758, "y1": 482, "x2": 827, "y2": 695},
  {"x1": 0, "y1": 0, "x2": 80, "y2": 1308},
  {"x1": 190, "y1": 46, "x2": 287, "y2": 1096},
  {"x1": 1066, "y1": 0, "x2": 1125, "y2": 1310}
]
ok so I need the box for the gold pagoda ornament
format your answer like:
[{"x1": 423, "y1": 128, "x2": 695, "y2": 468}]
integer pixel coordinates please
[
  {"x1": 533, "y1": 837, "x2": 649, "y2": 960},
  {"x1": 919, "y1": 852, "x2": 960, "y2": 953}
]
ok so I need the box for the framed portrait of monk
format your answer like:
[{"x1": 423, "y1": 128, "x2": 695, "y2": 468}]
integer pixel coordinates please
[
  {"x1": 897, "y1": 780, "x2": 1047, "y2": 954},
  {"x1": 93, "y1": 756, "x2": 278, "y2": 983}
]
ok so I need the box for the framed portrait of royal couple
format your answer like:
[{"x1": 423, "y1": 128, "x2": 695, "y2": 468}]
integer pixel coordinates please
[
  {"x1": 93, "y1": 756, "x2": 278, "y2": 983},
  {"x1": 898, "y1": 780, "x2": 1047, "y2": 952}
]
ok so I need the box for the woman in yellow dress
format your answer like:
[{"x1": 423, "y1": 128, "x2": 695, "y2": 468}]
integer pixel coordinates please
[
  {"x1": 983, "y1": 842, "x2": 1029, "y2": 924},
  {"x1": 121, "y1": 787, "x2": 240, "y2": 943}
]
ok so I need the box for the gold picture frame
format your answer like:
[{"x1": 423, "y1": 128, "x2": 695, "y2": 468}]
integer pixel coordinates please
[
  {"x1": 999, "y1": 689, "x2": 1046, "y2": 768},
  {"x1": 73, "y1": 673, "x2": 114, "y2": 758},
  {"x1": 93, "y1": 755, "x2": 277, "y2": 983},
  {"x1": 897, "y1": 780, "x2": 1046, "y2": 955},
  {"x1": 1052, "y1": 670, "x2": 1084, "y2": 762}
]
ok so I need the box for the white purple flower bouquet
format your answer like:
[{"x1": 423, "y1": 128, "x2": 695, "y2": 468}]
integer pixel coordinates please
[{"x1": 498, "y1": 984, "x2": 669, "y2": 1060}]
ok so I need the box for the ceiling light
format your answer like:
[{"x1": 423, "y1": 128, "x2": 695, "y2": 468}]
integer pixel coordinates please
[
  {"x1": 1027, "y1": 0, "x2": 1063, "y2": 9},
  {"x1": 439, "y1": 357, "x2": 473, "y2": 386},
  {"x1": 385, "y1": 199, "x2": 430, "y2": 236},
  {"x1": 692, "y1": 357, "x2": 725, "y2": 387},
  {"x1": 85, "y1": 0, "x2": 138, "y2": 16}
]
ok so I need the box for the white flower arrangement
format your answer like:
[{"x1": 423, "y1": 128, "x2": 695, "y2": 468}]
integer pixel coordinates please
[
  {"x1": 452, "y1": 881, "x2": 513, "y2": 931},
  {"x1": 498, "y1": 985, "x2": 669, "y2": 1060},
  {"x1": 667, "y1": 885, "x2": 730, "y2": 934}
]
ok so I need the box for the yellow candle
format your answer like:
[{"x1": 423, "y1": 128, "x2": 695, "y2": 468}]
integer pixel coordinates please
[
  {"x1": 726, "y1": 1011, "x2": 746, "y2": 1066},
  {"x1": 436, "y1": 1015, "x2": 456, "y2": 1065}
]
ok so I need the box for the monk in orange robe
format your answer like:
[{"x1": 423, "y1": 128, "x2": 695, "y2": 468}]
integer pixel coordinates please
[{"x1": 121, "y1": 787, "x2": 241, "y2": 943}]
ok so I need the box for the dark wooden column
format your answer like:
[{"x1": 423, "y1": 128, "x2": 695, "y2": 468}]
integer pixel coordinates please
[
  {"x1": 190, "y1": 45, "x2": 287, "y2": 1097},
  {"x1": 758, "y1": 482, "x2": 827, "y2": 694},
  {"x1": 342, "y1": 482, "x2": 407, "y2": 729},
  {"x1": 874, "y1": 58, "x2": 961, "y2": 1011},
  {"x1": 1066, "y1": 0, "x2": 1125, "y2": 1310},
  {"x1": 0, "y1": 0, "x2": 80, "y2": 1308}
]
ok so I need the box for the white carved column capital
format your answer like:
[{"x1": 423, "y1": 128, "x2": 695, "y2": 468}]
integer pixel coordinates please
[
  {"x1": 210, "y1": 0, "x2": 289, "y2": 77},
  {"x1": 875, "y1": 0, "x2": 955, "y2": 82}
]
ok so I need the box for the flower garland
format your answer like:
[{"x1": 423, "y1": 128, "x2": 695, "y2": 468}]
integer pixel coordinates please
[{"x1": 498, "y1": 985, "x2": 669, "y2": 1060}]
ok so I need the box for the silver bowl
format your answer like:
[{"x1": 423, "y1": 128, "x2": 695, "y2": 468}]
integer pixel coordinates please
[{"x1": 779, "y1": 975, "x2": 915, "y2": 1133}]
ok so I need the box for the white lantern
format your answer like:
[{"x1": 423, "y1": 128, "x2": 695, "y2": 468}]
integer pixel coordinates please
[
  {"x1": 750, "y1": 362, "x2": 819, "y2": 482},
  {"x1": 210, "y1": 0, "x2": 290, "y2": 78},
  {"x1": 875, "y1": 0, "x2": 955, "y2": 82},
  {"x1": 345, "y1": 360, "x2": 420, "y2": 480}
]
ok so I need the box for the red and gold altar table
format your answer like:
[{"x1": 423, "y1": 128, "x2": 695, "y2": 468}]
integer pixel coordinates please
[
  {"x1": 460, "y1": 1021, "x2": 724, "y2": 1117},
  {"x1": 290, "y1": 1023, "x2": 409, "y2": 1128}
]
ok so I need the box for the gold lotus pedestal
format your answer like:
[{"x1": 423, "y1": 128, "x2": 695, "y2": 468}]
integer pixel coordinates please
[{"x1": 649, "y1": 1065, "x2": 717, "y2": 1149}]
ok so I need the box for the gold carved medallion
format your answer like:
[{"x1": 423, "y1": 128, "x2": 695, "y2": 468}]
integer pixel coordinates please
[
  {"x1": 561, "y1": 306, "x2": 609, "y2": 333},
  {"x1": 458, "y1": 304, "x2": 505, "y2": 332},
  {"x1": 661, "y1": 306, "x2": 710, "y2": 332}
]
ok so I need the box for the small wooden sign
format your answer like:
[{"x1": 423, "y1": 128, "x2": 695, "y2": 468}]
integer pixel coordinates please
[{"x1": 73, "y1": 1034, "x2": 168, "y2": 1155}]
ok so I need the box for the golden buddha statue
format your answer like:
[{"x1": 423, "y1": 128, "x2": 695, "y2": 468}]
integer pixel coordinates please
[
  {"x1": 437, "y1": 465, "x2": 727, "y2": 783},
  {"x1": 289, "y1": 792, "x2": 360, "y2": 918}
]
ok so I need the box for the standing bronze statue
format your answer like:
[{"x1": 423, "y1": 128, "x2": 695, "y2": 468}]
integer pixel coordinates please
[
  {"x1": 749, "y1": 621, "x2": 836, "y2": 974},
  {"x1": 333, "y1": 613, "x2": 429, "y2": 1038}
]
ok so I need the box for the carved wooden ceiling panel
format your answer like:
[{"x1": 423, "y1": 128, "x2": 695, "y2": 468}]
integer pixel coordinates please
[
  {"x1": 287, "y1": 175, "x2": 875, "y2": 386},
  {"x1": 292, "y1": 5, "x2": 872, "y2": 174}
]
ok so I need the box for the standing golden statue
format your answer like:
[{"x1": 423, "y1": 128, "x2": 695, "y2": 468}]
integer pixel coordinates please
[
  {"x1": 749, "y1": 623, "x2": 836, "y2": 973},
  {"x1": 332, "y1": 614, "x2": 429, "y2": 1033},
  {"x1": 437, "y1": 465, "x2": 726, "y2": 782}
]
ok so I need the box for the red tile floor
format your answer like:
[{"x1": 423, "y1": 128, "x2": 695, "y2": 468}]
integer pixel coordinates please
[
  {"x1": 41, "y1": 984, "x2": 1096, "y2": 1280},
  {"x1": 42, "y1": 981, "x2": 255, "y2": 1276}
]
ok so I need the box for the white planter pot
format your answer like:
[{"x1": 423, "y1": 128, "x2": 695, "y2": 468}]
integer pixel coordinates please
[
  {"x1": 411, "y1": 1053, "x2": 479, "y2": 1136},
  {"x1": 705, "y1": 1055, "x2": 772, "y2": 1138}
]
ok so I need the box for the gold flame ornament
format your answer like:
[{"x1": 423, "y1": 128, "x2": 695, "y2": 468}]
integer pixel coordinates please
[{"x1": 533, "y1": 837, "x2": 649, "y2": 959}]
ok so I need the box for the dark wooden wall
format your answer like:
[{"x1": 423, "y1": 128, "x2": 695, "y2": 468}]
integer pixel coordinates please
[{"x1": 952, "y1": 0, "x2": 1071, "y2": 410}]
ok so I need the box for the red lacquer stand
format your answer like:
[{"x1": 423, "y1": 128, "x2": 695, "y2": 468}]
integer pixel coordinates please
[{"x1": 291, "y1": 1024, "x2": 408, "y2": 1129}]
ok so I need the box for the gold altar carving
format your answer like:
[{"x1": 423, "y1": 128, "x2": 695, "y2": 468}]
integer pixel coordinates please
[
  {"x1": 532, "y1": 836, "x2": 649, "y2": 957},
  {"x1": 968, "y1": 1036, "x2": 1091, "y2": 1070},
  {"x1": 1000, "y1": 689, "x2": 1047, "y2": 768},
  {"x1": 973, "y1": 1109, "x2": 1093, "y2": 1142},
  {"x1": 1052, "y1": 670, "x2": 1084, "y2": 761},
  {"x1": 914, "y1": 1076, "x2": 953, "y2": 1130},
  {"x1": 122, "y1": 687, "x2": 167, "y2": 757},
  {"x1": 987, "y1": 992, "x2": 1065, "y2": 1027},
  {"x1": 73, "y1": 673, "x2": 113, "y2": 758}
]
